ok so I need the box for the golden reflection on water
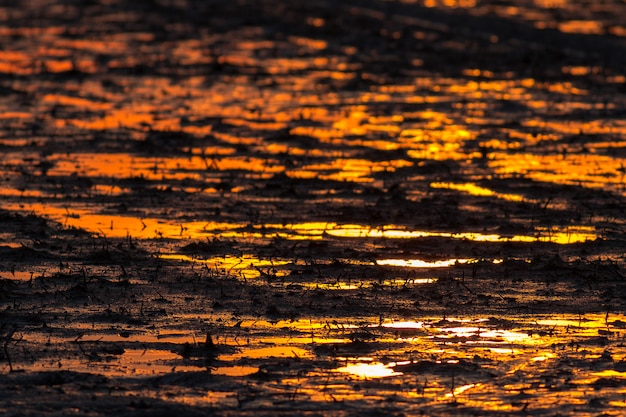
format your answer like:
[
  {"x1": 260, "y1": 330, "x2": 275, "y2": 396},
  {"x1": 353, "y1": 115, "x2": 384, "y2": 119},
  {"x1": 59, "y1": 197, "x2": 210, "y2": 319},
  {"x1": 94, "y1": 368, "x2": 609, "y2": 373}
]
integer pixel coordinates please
[
  {"x1": 1, "y1": 200, "x2": 598, "y2": 246},
  {"x1": 211, "y1": 366, "x2": 259, "y2": 377},
  {"x1": 380, "y1": 320, "x2": 424, "y2": 329},
  {"x1": 47, "y1": 152, "x2": 281, "y2": 180},
  {"x1": 0, "y1": 188, "x2": 44, "y2": 198},
  {"x1": 0, "y1": 270, "x2": 34, "y2": 280},
  {"x1": 8, "y1": 343, "x2": 205, "y2": 377},
  {"x1": 326, "y1": 224, "x2": 596, "y2": 244},
  {"x1": 160, "y1": 254, "x2": 291, "y2": 279},
  {"x1": 430, "y1": 182, "x2": 527, "y2": 202},
  {"x1": 335, "y1": 362, "x2": 402, "y2": 379},
  {"x1": 6, "y1": 310, "x2": 626, "y2": 412},
  {"x1": 444, "y1": 382, "x2": 480, "y2": 398},
  {"x1": 489, "y1": 152, "x2": 626, "y2": 193},
  {"x1": 377, "y1": 258, "x2": 470, "y2": 268},
  {"x1": 318, "y1": 312, "x2": 626, "y2": 407},
  {"x1": 219, "y1": 346, "x2": 312, "y2": 361}
]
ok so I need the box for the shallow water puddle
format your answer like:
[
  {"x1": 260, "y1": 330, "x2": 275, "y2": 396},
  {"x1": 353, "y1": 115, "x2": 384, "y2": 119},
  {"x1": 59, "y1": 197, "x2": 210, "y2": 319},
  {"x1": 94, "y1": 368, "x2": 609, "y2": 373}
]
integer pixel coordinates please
[
  {"x1": 489, "y1": 152, "x2": 626, "y2": 196},
  {"x1": 1, "y1": 202, "x2": 249, "y2": 240},
  {"x1": 116, "y1": 349, "x2": 197, "y2": 375},
  {"x1": 299, "y1": 281, "x2": 363, "y2": 290},
  {"x1": 297, "y1": 277, "x2": 435, "y2": 290},
  {"x1": 211, "y1": 365, "x2": 259, "y2": 377},
  {"x1": 0, "y1": 270, "x2": 34, "y2": 281},
  {"x1": 330, "y1": 314, "x2": 626, "y2": 383},
  {"x1": 219, "y1": 345, "x2": 312, "y2": 361},
  {"x1": 1, "y1": 199, "x2": 600, "y2": 246},
  {"x1": 3, "y1": 309, "x2": 626, "y2": 413},
  {"x1": 335, "y1": 361, "x2": 402, "y2": 378},
  {"x1": 327, "y1": 224, "x2": 597, "y2": 244},
  {"x1": 159, "y1": 254, "x2": 291, "y2": 279},
  {"x1": 377, "y1": 258, "x2": 472, "y2": 268},
  {"x1": 7, "y1": 347, "x2": 206, "y2": 377},
  {"x1": 430, "y1": 181, "x2": 529, "y2": 202},
  {"x1": 380, "y1": 320, "x2": 425, "y2": 329}
]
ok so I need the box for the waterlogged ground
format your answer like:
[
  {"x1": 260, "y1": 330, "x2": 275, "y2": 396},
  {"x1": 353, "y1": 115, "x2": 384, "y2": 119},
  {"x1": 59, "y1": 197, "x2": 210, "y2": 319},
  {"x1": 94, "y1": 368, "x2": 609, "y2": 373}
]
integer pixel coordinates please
[{"x1": 1, "y1": 0, "x2": 626, "y2": 415}]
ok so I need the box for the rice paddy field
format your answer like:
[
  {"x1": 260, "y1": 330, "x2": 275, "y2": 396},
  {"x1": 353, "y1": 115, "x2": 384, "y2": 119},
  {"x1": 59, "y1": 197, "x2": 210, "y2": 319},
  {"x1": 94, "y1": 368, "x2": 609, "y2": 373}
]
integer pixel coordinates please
[{"x1": 1, "y1": 0, "x2": 626, "y2": 415}]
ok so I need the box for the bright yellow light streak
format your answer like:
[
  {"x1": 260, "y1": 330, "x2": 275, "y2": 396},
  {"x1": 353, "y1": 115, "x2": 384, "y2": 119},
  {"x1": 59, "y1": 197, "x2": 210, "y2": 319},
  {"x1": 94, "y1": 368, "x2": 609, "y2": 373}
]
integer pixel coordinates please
[
  {"x1": 591, "y1": 370, "x2": 626, "y2": 378},
  {"x1": 335, "y1": 362, "x2": 401, "y2": 379},
  {"x1": 326, "y1": 226, "x2": 595, "y2": 244},
  {"x1": 478, "y1": 330, "x2": 529, "y2": 342},
  {"x1": 430, "y1": 182, "x2": 526, "y2": 202},
  {"x1": 211, "y1": 366, "x2": 259, "y2": 377},
  {"x1": 377, "y1": 259, "x2": 470, "y2": 268},
  {"x1": 380, "y1": 321, "x2": 425, "y2": 329},
  {"x1": 445, "y1": 383, "x2": 480, "y2": 398},
  {"x1": 159, "y1": 254, "x2": 290, "y2": 279},
  {"x1": 2, "y1": 202, "x2": 243, "y2": 239},
  {"x1": 219, "y1": 346, "x2": 312, "y2": 361}
]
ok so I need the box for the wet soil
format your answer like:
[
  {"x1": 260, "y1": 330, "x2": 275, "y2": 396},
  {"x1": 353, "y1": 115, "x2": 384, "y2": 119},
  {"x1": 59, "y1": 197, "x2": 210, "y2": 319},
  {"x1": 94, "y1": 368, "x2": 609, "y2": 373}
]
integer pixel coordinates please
[{"x1": 1, "y1": 0, "x2": 626, "y2": 416}]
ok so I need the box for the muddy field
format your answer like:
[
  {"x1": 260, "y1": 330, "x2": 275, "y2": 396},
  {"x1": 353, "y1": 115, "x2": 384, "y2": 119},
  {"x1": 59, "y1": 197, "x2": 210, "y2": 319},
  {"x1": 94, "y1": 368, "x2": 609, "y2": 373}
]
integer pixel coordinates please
[{"x1": 1, "y1": 0, "x2": 626, "y2": 415}]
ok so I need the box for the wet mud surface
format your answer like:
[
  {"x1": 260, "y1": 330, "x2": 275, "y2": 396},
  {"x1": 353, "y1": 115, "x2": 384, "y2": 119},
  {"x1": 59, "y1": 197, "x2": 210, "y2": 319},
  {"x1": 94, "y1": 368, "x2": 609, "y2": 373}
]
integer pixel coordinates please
[{"x1": 1, "y1": 0, "x2": 626, "y2": 415}]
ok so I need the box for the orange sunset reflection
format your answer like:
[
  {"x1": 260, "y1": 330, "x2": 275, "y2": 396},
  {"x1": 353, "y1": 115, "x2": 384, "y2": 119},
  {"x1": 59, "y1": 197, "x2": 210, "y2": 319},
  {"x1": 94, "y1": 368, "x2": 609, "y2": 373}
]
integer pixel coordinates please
[{"x1": 1, "y1": 0, "x2": 626, "y2": 415}]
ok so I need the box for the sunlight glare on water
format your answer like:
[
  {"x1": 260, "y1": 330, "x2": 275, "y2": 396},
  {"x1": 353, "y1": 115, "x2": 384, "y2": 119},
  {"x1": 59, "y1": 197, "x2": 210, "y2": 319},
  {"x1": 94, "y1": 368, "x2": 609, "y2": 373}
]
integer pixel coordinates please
[
  {"x1": 1, "y1": 200, "x2": 598, "y2": 245},
  {"x1": 377, "y1": 258, "x2": 471, "y2": 268},
  {"x1": 326, "y1": 225, "x2": 596, "y2": 244},
  {"x1": 335, "y1": 361, "x2": 402, "y2": 379}
]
